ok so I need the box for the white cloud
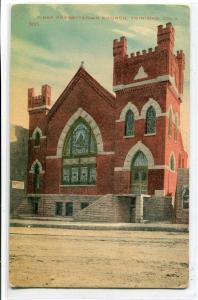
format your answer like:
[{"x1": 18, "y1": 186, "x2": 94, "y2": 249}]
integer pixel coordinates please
[{"x1": 112, "y1": 28, "x2": 135, "y2": 38}]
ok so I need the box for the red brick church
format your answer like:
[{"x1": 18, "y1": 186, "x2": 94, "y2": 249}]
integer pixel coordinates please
[{"x1": 18, "y1": 23, "x2": 188, "y2": 222}]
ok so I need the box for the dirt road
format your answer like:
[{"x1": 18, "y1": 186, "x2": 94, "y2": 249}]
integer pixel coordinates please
[{"x1": 9, "y1": 227, "x2": 188, "y2": 288}]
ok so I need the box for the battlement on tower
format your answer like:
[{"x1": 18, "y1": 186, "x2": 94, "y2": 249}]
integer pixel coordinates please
[
  {"x1": 113, "y1": 23, "x2": 185, "y2": 95},
  {"x1": 28, "y1": 84, "x2": 51, "y2": 111}
]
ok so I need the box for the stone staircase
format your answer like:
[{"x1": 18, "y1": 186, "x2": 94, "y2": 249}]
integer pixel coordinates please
[
  {"x1": 74, "y1": 194, "x2": 130, "y2": 223},
  {"x1": 13, "y1": 197, "x2": 32, "y2": 216}
]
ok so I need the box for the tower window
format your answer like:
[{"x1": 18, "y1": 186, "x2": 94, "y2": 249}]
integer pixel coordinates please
[
  {"x1": 170, "y1": 154, "x2": 175, "y2": 171},
  {"x1": 35, "y1": 131, "x2": 41, "y2": 146},
  {"x1": 145, "y1": 106, "x2": 156, "y2": 134},
  {"x1": 125, "y1": 110, "x2": 134, "y2": 136}
]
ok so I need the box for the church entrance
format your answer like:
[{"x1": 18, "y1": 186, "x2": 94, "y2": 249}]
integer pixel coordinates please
[{"x1": 131, "y1": 151, "x2": 148, "y2": 195}]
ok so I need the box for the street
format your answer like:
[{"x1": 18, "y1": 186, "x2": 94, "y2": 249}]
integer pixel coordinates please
[{"x1": 9, "y1": 227, "x2": 188, "y2": 288}]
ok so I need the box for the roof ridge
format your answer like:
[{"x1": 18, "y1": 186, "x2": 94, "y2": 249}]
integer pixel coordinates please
[{"x1": 47, "y1": 67, "x2": 115, "y2": 121}]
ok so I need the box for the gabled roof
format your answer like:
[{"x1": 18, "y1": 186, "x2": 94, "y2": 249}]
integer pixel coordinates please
[{"x1": 47, "y1": 67, "x2": 115, "y2": 121}]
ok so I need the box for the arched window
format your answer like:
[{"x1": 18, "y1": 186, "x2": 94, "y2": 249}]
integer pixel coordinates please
[
  {"x1": 33, "y1": 163, "x2": 40, "y2": 193},
  {"x1": 174, "y1": 116, "x2": 178, "y2": 142},
  {"x1": 170, "y1": 154, "x2": 175, "y2": 171},
  {"x1": 35, "y1": 131, "x2": 41, "y2": 146},
  {"x1": 131, "y1": 151, "x2": 148, "y2": 194},
  {"x1": 168, "y1": 110, "x2": 172, "y2": 136},
  {"x1": 145, "y1": 106, "x2": 156, "y2": 134},
  {"x1": 125, "y1": 110, "x2": 134, "y2": 136},
  {"x1": 62, "y1": 118, "x2": 97, "y2": 185}
]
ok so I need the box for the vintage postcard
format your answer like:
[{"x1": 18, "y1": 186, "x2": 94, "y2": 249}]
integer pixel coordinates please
[{"x1": 9, "y1": 4, "x2": 189, "y2": 289}]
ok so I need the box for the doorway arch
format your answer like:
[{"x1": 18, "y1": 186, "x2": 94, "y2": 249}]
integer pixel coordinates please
[{"x1": 131, "y1": 151, "x2": 148, "y2": 194}]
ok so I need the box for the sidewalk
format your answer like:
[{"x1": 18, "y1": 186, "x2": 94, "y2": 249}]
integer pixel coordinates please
[{"x1": 10, "y1": 218, "x2": 189, "y2": 232}]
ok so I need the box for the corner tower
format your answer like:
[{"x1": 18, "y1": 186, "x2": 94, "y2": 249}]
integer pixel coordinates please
[
  {"x1": 113, "y1": 23, "x2": 187, "y2": 197},
  {"x1": 28, "y1": 84, "x2": 51, "y2": 132}
]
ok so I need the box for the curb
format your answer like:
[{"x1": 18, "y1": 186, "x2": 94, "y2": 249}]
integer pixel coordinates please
[{"x1": 10, "y1": 222, "x2": 189, "y2": 233}]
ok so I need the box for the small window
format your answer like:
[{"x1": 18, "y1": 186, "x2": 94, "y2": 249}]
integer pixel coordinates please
[
  {"x1": 65, "y1": 202, "x2": 73, "y2": 216},
  {"x1": 170, "y1": 154, "x2": 175, "y2": 171},
  {"x1": 145, "y1": 106, "x2": 156, "y2": 134},
  {"x1": 56, "y1": 202, "x2": 63, "y2": 216},
  {"x1": 35, "y1": 131, "x2": 41, "y2": 146},
  {"x1": 125, "y1": 110, "x2": 134, "y2": 136},
  {"x1": 81, "y1": 202, "x2": 89, "y2": 210}
]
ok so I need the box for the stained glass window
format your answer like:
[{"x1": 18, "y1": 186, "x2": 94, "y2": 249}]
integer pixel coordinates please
[
  {"x1": 62, "y1": 165, "x2": 96, "y2": 185},
  {"x1": 132, "y1": 151, "x2": 148, "y2": 167},
  {"x1": 63, "y1": 120, "x2": 96, "y2": 157},
  {"x1": 63, "y1": 168, "x2": 70, "y2": 184},
  {"x1": 62, "y1": 118, "x2": 97, "y2": 185},
  {"x1": 131, "y1": 151, "x2": 148, "y2": 195},
  {"x1": 145, "y1": 106, "x2": 156, "y2": 134},
  {"x1": 80, "y1": 167, "x2": 88, "y2": 184},
  {"x1": 71, "y1": 167, "x2": 79, "y2": 184},
  {"x1": 89, "y1": 166, "x2": 96, "y2": 184},
  {"x1": 125, "y1": 110, "x2": 134, "y2": 136}
]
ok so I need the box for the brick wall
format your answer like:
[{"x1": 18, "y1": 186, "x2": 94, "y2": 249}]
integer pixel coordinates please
[{"x1": 40, "y1": 195, "x2": 100, "y2": 217}]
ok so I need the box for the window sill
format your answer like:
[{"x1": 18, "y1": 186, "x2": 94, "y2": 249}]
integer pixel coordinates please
[
  {"x1": 33, "y1": 146, "x2": 40, "y2": 149},
  {"x1": 60, "y1": 184, "x2": 96, "y2": 187},
  {"x1": 144, "y1": 133, "x2": 156, "y2": 136},
  {"x1": 124, "y1": 135, "x2": 134, "y2": 138}
]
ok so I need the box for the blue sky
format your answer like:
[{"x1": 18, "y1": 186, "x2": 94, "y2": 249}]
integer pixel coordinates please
[{"x1": 10, "y1": 4, "x2": 189, "y2": 150}]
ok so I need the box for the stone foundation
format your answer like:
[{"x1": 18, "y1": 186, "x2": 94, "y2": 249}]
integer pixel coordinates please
[
  {"x1": 15, "y1": 194, "x2": 173, "y2": 223},
  {"x1": 143, "y1": 196, "x2": 173, "y2": 222},
  {"x1": 75, "y1": 195, "x2": 131, "y2": 223}
]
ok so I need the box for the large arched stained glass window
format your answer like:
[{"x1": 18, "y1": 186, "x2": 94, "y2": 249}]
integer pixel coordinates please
[
  {"x1": 145, "y1": 106, "x2": 156, "y2": 134},
  {"x1": 125, "y1": 110, "x2": 135, "y2": 136},
  {"x1": 62, "y1": 118, "x2": 97, "y2": 185}
]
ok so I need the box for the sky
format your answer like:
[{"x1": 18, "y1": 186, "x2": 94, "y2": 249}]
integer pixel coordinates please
[{"x1": 10, "y1": 4, "x2": 190, "y2": 151}]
